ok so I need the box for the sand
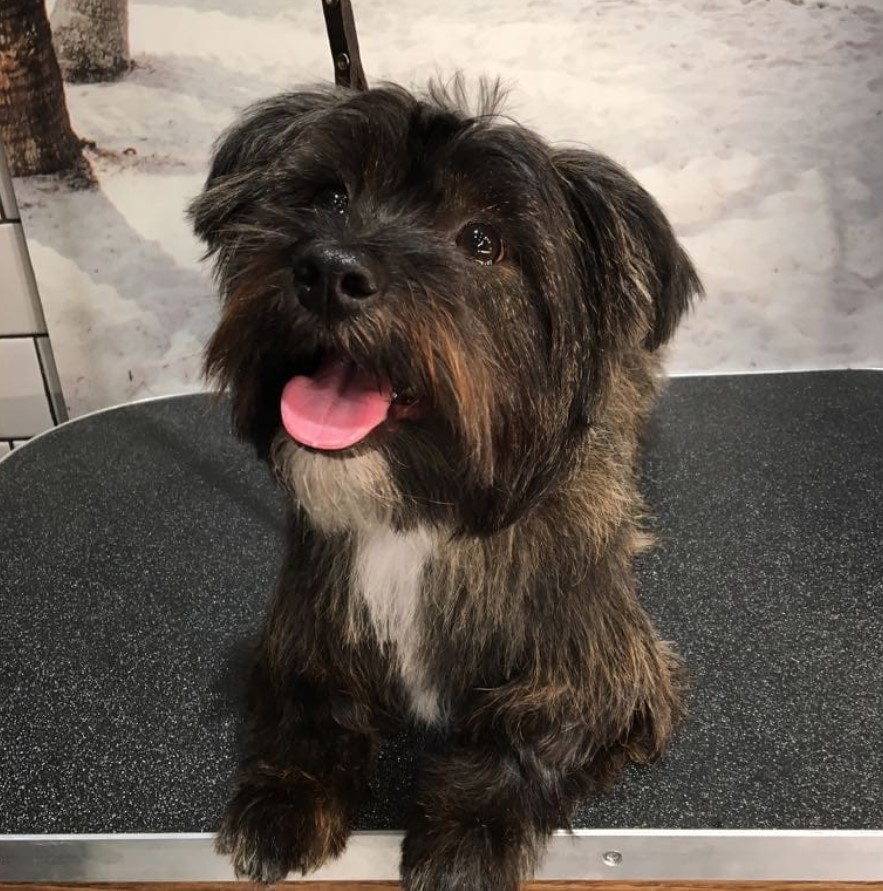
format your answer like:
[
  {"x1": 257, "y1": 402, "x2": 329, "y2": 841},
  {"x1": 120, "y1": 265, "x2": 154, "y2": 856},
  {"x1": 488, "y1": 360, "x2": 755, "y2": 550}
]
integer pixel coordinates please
[{"x1": 14, "y1": 0, "x2": 883, "y2": 415}]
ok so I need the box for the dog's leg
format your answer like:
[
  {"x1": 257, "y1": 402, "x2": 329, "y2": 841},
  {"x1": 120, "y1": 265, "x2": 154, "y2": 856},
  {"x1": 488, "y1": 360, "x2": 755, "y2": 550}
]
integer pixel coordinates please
[
  {"x1": 401, "y1": 623, "x2": 682, "y2": 891},
  {"x1": 216, "y1": 639, "x2": 379, "y2": 883},
  {"x1": 401, "y1": 737, "x2": 584, "y2": 891}
]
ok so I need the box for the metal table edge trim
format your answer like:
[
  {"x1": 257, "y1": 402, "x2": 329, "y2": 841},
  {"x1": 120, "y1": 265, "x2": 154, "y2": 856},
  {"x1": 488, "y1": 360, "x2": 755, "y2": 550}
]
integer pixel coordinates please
[{"x1": 2, "y1": 829, "x2": 882, "y2": 881}]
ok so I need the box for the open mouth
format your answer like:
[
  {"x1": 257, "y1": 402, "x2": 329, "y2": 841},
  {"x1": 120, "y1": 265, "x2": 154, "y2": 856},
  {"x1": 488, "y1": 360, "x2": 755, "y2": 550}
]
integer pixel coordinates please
[{"x1": 280, "y1": 351, "x2": 420, "y2": 451}]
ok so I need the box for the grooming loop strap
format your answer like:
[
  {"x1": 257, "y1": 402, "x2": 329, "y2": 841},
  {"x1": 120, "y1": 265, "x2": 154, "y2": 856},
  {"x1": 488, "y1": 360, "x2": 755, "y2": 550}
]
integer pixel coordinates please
[{"x1": 321, "y1": 0, "x2": 368, "y2": 91}]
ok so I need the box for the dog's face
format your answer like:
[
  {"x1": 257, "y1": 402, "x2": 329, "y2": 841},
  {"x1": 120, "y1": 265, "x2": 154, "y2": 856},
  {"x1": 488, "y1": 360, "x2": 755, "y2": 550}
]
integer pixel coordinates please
[{"x1": 190, "y1": 83, "x2": 700, "y2": 534}]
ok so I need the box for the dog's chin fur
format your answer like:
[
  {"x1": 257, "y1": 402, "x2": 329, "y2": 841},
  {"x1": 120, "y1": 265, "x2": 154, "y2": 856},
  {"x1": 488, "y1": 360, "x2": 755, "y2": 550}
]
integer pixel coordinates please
[
  {"x1": 192, "y1": 78, "x2": 702, "y2": 891},
  {"x1": 271, "y1": 433, "x2": 399, "y2": 533}
]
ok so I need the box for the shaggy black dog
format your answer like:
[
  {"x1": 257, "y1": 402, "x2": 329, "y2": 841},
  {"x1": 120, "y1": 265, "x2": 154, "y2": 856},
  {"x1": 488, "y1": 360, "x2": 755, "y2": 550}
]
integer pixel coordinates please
[{"x1": 190, "y1": 80, "x2": 701, "y2": 890}]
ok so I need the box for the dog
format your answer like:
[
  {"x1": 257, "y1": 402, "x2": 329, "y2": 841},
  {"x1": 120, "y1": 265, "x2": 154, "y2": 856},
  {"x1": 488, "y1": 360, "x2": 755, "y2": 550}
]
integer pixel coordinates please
[{"x1": 189, "y1": 78, "x2": 702, "y2": 890}]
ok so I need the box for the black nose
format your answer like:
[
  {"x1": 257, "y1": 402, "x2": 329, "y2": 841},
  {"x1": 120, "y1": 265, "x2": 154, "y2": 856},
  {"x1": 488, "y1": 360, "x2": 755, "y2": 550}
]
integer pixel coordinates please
[{"x1": 292, "y1": 245, "x2": 381, "y2": 318}]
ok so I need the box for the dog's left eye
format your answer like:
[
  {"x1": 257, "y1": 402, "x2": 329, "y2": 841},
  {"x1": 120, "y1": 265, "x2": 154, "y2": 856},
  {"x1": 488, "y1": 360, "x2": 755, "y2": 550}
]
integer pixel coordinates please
[
  {"x1": 314, "y1": 185, "x2": 349, "y2": 214},
  {"x1": 456, "y1": 223, "x2": 504, "y2": 265}
]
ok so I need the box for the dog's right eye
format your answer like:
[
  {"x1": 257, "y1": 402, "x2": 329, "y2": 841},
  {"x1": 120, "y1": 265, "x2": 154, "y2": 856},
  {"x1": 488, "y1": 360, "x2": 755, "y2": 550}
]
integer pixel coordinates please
[
  {"x1": 314, "y1": 185, "x2": 349, "y2": 214},
  {"x1": 456, "y1": 222, "x2": 504, "y2": 265}
]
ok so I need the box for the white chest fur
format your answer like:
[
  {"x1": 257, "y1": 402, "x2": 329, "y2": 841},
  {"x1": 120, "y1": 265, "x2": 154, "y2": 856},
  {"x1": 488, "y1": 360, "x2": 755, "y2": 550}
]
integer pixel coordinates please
[{"x1": 352, "y1": 525, "x2": 441, "y2": 724}]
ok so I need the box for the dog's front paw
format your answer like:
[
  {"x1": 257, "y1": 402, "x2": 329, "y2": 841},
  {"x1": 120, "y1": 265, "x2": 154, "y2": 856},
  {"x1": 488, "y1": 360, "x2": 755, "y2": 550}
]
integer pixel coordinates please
[
  {"x1": 216, "y1": 770, "x2": 350, "y2": 884},
  {"x1": 401, "y1": 811, "x2": 537, "y2": 891}
]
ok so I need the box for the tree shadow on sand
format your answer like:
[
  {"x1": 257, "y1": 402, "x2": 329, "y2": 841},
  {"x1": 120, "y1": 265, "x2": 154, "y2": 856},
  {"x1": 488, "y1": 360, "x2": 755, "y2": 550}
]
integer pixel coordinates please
[
  {"x1": 129, "y1": 0, "x2": 309, "y2": 19},
  {"x1": 16, "y1": 175, "x2": 218, "y2": 408},
  {"x1": 70, "y1": 54, "x2": 285, "y2": 177}
]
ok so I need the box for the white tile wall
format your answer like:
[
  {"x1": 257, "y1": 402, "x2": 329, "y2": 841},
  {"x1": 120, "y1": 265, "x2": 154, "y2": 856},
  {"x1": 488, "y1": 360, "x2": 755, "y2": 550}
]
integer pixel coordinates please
[
  {"x1": 0, "y1": 150, "x2": 17, "y2": 221},
  {"x1": 0, "y1": 442, "x2": 10, "y2": 458},
  {"x1": 0, "y1": 338, "x2": 54, "y2": 438},
  {"x1": 0, "y1": 140, "x2": 66, "y2": 440},
  {"x1": 0, "y1": 224, "x2": 45, "y2": 336}
]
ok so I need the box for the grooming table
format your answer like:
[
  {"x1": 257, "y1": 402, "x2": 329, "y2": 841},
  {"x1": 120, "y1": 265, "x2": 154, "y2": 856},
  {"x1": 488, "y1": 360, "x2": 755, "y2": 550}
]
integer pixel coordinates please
[{"x1": 0, "y1": 371, "x2": 881, "y2": 883}]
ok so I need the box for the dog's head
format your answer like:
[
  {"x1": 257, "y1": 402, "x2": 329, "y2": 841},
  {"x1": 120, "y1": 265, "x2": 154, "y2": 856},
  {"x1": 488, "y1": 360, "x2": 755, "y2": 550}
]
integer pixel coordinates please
[{"x1": 190, "y1": 81, "x2": 701, "y2": 534}]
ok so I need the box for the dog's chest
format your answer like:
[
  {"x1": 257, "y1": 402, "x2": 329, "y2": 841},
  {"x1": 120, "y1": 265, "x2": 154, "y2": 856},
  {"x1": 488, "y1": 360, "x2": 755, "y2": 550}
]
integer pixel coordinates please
[{"x1": 351, "y1": 526, "x2": 441, "y2": 724}]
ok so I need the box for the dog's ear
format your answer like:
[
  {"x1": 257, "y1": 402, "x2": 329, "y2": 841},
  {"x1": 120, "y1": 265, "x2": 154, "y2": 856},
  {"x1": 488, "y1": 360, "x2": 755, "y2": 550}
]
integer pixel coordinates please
[
  {"x1": 553, "y1": 149, "x2": 702, "y2": 351},
  {"x1": 189, "y1": 89, "x2": 338, "y2": 250}
]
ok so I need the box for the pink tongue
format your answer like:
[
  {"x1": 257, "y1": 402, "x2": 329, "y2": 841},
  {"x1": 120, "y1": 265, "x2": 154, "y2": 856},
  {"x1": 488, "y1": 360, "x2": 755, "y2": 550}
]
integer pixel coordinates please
[{"x1": 280, "y1": 355, "x2": 392, "y2": 450}]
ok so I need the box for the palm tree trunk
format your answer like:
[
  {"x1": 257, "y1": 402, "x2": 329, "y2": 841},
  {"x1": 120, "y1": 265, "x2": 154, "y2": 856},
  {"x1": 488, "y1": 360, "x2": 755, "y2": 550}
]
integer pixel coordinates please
[
  {"x1": 0, "y1": 0, "x2": 84, "y2": 176},
  {"x1": 51, "y1": 0, "x2": 129, "y2": 83}
]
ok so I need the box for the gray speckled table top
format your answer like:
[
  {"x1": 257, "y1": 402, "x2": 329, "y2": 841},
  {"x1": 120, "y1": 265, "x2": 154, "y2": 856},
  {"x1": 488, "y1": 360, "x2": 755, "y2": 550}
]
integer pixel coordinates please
[{"x1": 0, "y1": 371, "x2": 881, "y2": 836}]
